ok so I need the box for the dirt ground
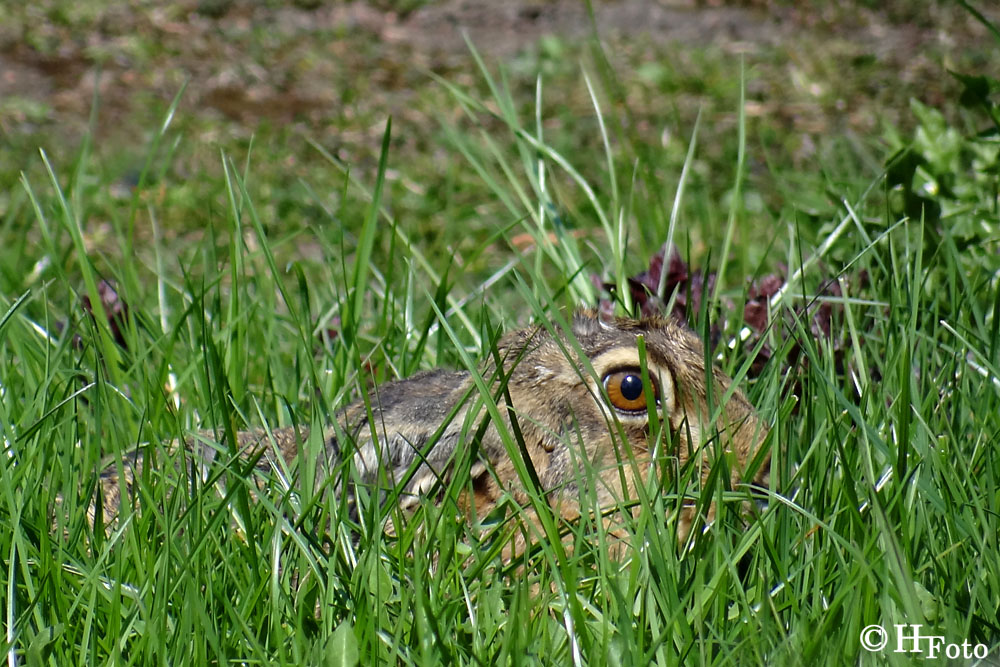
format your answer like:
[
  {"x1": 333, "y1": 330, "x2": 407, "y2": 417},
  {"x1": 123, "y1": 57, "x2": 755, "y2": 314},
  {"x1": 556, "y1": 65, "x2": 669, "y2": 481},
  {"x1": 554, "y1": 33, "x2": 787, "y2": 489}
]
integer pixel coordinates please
[{"x1": 1, "y1": 0, "x2": 997, "y2": 145}]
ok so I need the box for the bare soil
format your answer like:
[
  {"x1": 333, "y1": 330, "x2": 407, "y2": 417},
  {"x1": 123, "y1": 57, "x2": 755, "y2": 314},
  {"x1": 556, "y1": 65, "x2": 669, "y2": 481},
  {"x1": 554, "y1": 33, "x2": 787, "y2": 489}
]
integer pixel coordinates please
[{"x1": 1, "y1": 0, "x2": 996, "y2": 145}]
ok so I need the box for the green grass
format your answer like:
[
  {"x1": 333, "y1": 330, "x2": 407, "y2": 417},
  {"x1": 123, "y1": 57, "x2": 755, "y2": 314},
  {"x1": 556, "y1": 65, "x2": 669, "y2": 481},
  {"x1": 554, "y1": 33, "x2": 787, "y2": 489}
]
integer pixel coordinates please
[{"x1": 3, "y1": 8, "x2": 1000, "y2": 666}]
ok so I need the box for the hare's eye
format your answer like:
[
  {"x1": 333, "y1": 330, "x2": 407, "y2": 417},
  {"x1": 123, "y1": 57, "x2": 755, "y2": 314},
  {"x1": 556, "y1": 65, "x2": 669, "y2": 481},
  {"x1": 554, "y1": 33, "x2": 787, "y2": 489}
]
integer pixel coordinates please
[{"x1": 603, "y1": 369, "x2": 658, "y2": 413}]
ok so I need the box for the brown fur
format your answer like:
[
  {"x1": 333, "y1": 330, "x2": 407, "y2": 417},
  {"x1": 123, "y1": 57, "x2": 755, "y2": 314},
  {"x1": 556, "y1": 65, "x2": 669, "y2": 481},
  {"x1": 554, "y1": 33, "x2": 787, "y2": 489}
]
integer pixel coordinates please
[{"x1": 92, "y1": 311, "x2": 770, "y2": 552}]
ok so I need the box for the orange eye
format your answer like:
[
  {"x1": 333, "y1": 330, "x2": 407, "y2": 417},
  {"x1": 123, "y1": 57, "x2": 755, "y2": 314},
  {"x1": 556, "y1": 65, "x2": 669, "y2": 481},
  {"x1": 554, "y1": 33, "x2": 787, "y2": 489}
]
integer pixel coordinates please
[{"x1": 603, "y1": 369, "x2": 658, "y2": 413}]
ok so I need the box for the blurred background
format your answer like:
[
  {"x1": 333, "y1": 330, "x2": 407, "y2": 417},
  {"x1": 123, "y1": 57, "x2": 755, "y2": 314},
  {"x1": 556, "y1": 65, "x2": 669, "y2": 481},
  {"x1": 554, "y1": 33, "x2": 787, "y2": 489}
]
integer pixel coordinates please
[{"x1": 3, "y1": 1, "x2": 997, "y2": 270}]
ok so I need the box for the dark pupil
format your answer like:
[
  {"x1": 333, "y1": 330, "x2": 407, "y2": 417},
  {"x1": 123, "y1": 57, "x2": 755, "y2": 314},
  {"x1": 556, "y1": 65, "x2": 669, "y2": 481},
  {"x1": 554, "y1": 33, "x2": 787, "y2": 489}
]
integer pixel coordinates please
[{"x1": 620, "y1": 374, "x2": 644, "y2": 401}]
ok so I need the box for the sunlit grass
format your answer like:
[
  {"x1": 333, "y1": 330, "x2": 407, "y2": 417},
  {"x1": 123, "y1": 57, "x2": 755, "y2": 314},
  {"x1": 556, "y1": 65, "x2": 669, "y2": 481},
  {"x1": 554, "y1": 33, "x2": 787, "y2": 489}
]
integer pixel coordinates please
[{"x1": 3, "y1": 15, "x2": 1000, "y2": 665}]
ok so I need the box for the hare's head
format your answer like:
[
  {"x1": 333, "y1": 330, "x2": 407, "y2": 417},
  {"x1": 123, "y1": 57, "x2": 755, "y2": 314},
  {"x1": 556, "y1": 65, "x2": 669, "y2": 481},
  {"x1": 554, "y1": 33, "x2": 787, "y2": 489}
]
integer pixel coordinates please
[{"x1": 486, "y1": 311, "x2": 770, "y2": 538}]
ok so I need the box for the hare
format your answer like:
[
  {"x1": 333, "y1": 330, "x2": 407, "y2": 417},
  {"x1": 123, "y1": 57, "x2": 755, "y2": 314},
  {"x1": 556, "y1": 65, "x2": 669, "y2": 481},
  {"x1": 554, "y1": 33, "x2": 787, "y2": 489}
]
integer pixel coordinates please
[{"x1": 94, "y1": 311, "x2": 770, "y2": 552}]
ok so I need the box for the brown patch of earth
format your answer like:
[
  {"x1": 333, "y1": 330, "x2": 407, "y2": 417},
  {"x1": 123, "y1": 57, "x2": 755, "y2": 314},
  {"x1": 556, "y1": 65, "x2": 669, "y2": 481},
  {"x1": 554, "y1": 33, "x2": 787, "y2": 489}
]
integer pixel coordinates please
[{"x1": 1, "y1": 0, "x2": 997, "y2": 144}]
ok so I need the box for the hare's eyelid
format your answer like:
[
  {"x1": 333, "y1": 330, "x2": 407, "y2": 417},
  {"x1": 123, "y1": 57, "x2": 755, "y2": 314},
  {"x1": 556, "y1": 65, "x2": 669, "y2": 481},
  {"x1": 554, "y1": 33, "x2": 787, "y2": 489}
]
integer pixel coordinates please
[{"x1": 588, "y1": 348, "x2": 669, "y2": 379}]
